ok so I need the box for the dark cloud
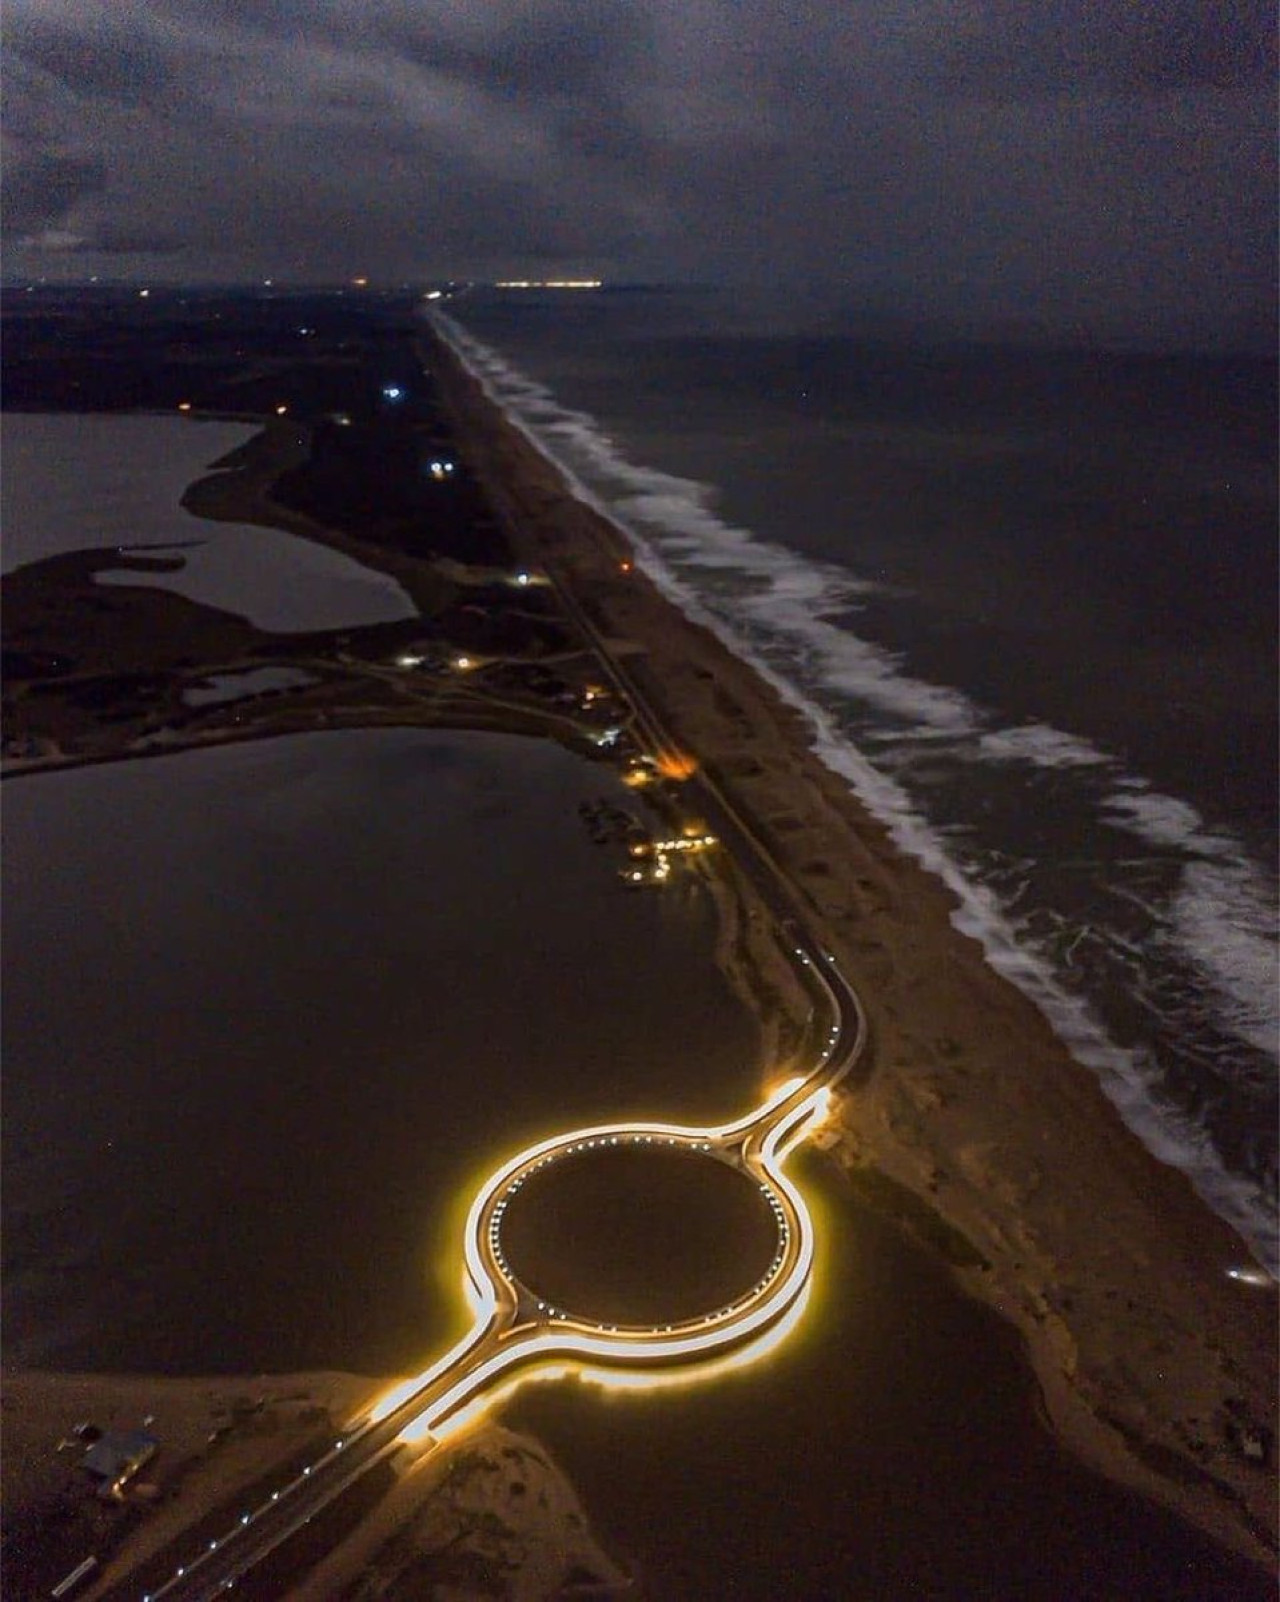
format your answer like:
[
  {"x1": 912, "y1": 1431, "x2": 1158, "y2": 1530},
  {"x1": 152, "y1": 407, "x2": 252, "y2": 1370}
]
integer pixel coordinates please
[
  {"x1": 2, "y1": 150, "x2": 107, "y2": 235},
  {"x1": 936, "y1": 0, "x2": 1277, "y2": 99},
  {"x1": 5, "y1": 14, "x2": 175, "y2": 106},
  {"x1": 34, "y1": 228, "x2": 189, "y2": 257},
  {"x1": 1, "y1": 0, "x2": 1272, "y2": 346},
  {"x1": 376, "y1": 4, "x2": 650, "y2": 102}
]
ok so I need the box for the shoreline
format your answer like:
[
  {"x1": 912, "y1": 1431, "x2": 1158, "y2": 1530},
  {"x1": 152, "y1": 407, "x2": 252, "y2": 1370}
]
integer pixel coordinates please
[
  {"x1": 3, "y1": 318, "x2": 1274, "y2": 1587},
  {"x1": 0, "y1": 1370, "x2": 627, "y2": 1602},
  {"x1": 420, "y1": 320, "x2": 1277, "y2": 1565}
]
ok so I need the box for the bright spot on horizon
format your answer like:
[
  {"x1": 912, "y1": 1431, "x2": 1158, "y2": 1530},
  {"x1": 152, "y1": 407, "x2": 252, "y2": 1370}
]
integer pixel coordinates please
[{"x1": 493, "y1": 279, "x2": 602, "y2": 290}]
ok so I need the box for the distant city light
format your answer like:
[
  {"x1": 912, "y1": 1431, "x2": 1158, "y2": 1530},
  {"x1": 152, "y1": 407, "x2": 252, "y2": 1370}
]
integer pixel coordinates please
[
  {"x1": 494, "y1": 279, "x2": 603, "y2": 290},
  {"x1": 177, "y1": 402, "x2": 192, "y2": 413},
  {"x1": 138, "y1": 288, "x2": 150, "y2": 298},
  {"x1": 428, "y1": 459, "x2": 457, "y2": 481},
  {"x1": 453, "y1": 656, "x2": 473, "y2": 671},
  {"x1": 425, "y1": 290, "x2": 443, "y2": 300},
  {"x1": 275, "y1": 404, "x2": 288, "y2": 415},
  {"x1": 352, "y1": 276, "x2": 369, "y2": 287},
  {"x1": 382, "y1": 384, "x2": 404, "y2": 401}
]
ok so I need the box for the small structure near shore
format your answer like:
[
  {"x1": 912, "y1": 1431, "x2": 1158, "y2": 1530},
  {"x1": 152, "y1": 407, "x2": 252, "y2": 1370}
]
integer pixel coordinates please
[{"x1": 79, "y1": 1429, "x2": 158, "y2": 1500}]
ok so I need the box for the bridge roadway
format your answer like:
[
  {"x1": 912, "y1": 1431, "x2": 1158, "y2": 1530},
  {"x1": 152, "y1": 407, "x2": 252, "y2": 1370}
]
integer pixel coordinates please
[{"x1": 141, "y1": 430, "x2": 869, "y2": 1602}]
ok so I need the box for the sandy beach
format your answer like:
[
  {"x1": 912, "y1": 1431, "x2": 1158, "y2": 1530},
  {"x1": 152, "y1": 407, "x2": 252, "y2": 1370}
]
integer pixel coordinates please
[
  {"x1": 0, "y1": 1371, "x2": 625, "y2": 1602},
  {"x1": 422, "y1": 324, "x2": 1277, "y2": 1568}
]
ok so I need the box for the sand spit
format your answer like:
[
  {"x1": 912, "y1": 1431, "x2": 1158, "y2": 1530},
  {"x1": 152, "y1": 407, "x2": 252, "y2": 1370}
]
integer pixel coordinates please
[
  {"x1": 422, "y1": 326, "x2": 1277, "y2": 1567},
  {"x1": 299, "y1": 1422, "x2": 629, "y2": 1601},
  {"x1": 1, "y1": 1372, "x2": 626, "y2": 1602},
  {"x1": 1, "y1": 1370, "x2": 370, "y2": 1600}
]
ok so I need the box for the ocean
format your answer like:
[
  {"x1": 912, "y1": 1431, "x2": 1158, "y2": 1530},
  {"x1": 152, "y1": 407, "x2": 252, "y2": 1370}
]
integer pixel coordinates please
[{"x1": 434, "y1": 288, "x2": 1279, "y2": 1272}]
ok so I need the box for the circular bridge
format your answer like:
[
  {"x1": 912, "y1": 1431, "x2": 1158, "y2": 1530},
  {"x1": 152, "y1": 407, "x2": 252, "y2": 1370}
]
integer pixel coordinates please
[{"x1": 490, "y1": 1133, "x2": 788, "y2": 1331}]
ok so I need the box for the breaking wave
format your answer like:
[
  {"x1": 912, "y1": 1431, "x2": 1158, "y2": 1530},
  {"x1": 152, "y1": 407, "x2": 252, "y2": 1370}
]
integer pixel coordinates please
[{"x1": 433, "y1": 310, "x2": 1279, "y2": 1272}]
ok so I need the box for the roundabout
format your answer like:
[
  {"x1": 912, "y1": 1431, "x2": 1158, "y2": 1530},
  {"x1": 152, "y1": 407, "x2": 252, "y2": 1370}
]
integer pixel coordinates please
[
  {"x1": 492, "y1": 1138, "x2": 785, "y2": 1329},
  {"x1": 145, "y1": 663, "x2": 870, "y2": 1599}
]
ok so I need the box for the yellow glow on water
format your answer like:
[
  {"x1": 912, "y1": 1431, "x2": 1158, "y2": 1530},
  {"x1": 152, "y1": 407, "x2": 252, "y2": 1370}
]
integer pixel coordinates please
[
  {"x1": 398, "y1": 1280, "x2": 814, "y2": 1448},
  {"x1": 364, "y1": 954, "x2": 852, "y2": 1465}
]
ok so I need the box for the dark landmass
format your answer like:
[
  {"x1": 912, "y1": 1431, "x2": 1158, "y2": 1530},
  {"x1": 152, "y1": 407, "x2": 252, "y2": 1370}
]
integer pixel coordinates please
[{"x1": 2, "y1": 285, "x2": 1275, "y2": 1598}]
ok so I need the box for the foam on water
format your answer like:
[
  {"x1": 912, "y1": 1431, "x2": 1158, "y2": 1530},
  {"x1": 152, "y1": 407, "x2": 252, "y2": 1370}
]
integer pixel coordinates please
[{"x1": 434, "y1": 310, "x2": 1278, "y2": 1271}]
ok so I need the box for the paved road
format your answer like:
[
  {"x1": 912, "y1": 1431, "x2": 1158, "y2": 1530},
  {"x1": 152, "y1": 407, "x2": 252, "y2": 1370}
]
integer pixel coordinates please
[{"x1": 136, "y1": 370, "x2": 869, "y2": 1601}]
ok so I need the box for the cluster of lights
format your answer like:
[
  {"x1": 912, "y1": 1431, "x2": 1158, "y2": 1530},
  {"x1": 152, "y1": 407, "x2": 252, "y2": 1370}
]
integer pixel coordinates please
[
  {"x1": 494, "y1": 279, "x2": 603, "y2": 290},
  {"x1": 621, "y1": 757, "x2": 656, "y2": 788},
  {"x1": 428, "y1": 459, "x2": 457, "y2": 481},
  {"x1": 623, "y1": 832, "x2": 716, "y2": 887}
]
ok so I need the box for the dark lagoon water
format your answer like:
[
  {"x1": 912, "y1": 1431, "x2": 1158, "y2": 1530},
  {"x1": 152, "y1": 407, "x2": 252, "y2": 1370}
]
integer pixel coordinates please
[
  {"x1": 510, "y1": 1151, "x2": 1272, "y2": 1602},
  {"x1": 1, "y1": 729, "x2": 760, "y2": 1375},
  {"x1": 5, "y1": 733, "x2": 1268, "y2": 1599},
  {"x1": 3, "y1": 411, "x2": 1272, "y2": 1598},
  {"x1": 438, "y1": 290, "x2": 1279, "y2": 1272},
  {"x1": 0, "y1": 413, "x2": 414, "y2": 628}
]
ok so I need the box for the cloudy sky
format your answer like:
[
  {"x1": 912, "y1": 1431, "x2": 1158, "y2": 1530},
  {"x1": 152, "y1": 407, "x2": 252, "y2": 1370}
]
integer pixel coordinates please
[{"x1": 4, "y1": 0, "x2": 1275, "y2": 343}]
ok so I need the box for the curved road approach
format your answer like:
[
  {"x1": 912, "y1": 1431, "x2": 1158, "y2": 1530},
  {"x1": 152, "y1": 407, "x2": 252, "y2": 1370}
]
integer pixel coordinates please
[{"x1": 143, "y1": 390, "x2": 869, "y2": 1602}]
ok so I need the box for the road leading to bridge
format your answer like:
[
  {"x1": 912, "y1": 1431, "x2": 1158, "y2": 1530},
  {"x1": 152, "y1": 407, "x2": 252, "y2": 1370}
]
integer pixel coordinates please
[{"x1": 139, "y1": 338, "x2": 870, "y2": 1601}]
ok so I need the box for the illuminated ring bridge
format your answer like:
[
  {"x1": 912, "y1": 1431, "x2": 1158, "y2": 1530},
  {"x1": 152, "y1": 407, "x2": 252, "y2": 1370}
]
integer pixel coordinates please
[
  {"x1": 146, "y1": 952, "x2": 861, "y2": 1601},
  {"x1": 378, "y1": 939, "x2": 863, "y2": 1456},
  {"x1": 144, "y1": 652, "x2": 869, "y2": 1600},
  {"x1": 473, "y1": 1093, "x2": 813, "y2": 1350},
  {"x1": 486, "y1": 1129, "x2": 793, "y2": 1336}
]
